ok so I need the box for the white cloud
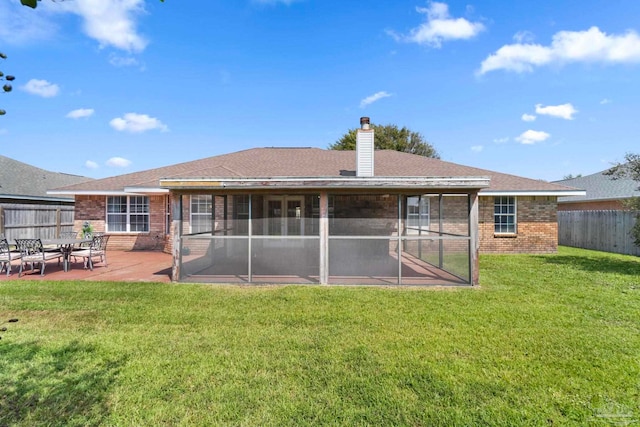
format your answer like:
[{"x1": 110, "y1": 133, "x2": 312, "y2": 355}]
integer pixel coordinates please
[
  {"x1": 479, "y1": 26, "x2": 640, "y2": 74},
  {"x1": 110, "y1": 113, "x2": 168, "y2": 133},
  {"x1": 471, "y1": 145, "x2": 483, "y2": 152},
  {"x1": 493, "y1": 137, "x2": 509, "y2": 144},
  {"x1": 0, "y1": 1, "x2": 57, "y2": 45},
  {"x1": 85, "y1": 160, "x2": 99, "y2": 169},
  {"x1": 109, "y1": 55, "x2": 140, "y2": 68},
  {"x1": 513, "y1": 30, "x2": 535, "y2": 44},
  {"x1": 106, "y1": 157, "x2": 132, "y2": 168},
  {"x1": 22, "y1": 79, "x2": 60, "y2": 98},
  {"x1": 600, "y1": 98, "x2": 612, "y2": 105},
  {"x1": 55, "y1": 0, "x2": 148, "y2": 52},
  {"x1": 0, "y1": 0, "x2": 148, "y2": 53},
  {"x1": 516, "y1": 130, "x2": 550, "y2": 145},
  {"x1": 388, "y1": 1, "x2": 485, "y2": 48},
  {"x1": 535, "y1": 103, "x2": 578, "y2": 120},
  {"x1": 360, "y1": 91, "x2": 392, "y2": 108},
  {"x1": 521, "y1": 113, "x2": 536, "y2": 122},
  {"x1": 66, "y1": 108, "x2": 95, "y2": 119}
]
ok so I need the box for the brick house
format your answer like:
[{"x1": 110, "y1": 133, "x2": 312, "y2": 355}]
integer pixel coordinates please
[
  {"x1": 49, "y1": 120, "x2": 582, "y2": 286},
  {"x1": 555, "y1": 165, "x2": 640, "y2": 211}
]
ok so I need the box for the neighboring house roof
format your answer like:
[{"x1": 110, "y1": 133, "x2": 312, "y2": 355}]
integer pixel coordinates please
[
  {"x1": 49, "y1": 148, "x2": 581, "y2": 196},
  {"x1": 555, "y1": 165, "x2": 640, "y2": 203},
  {"x1": 1, "y1": 155, "x2": 93, "y2": 202}
]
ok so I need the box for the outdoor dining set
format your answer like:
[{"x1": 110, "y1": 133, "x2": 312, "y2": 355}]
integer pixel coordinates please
[{"x1": 0, "y1": 232, "x2": 109, "y2": 277}]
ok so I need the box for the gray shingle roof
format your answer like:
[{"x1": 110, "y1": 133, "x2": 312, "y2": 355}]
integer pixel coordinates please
[
  {"x1": 555, "y1": 165, "x2": 640, "y2": 202},
  {"x1": 50, "y1": 147, "x2": 578, "y2": 194},
  {"x1": 0, "y1": 155, "x2": 92, "y2": 201}
]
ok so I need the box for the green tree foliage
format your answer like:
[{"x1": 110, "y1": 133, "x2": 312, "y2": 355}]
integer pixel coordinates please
[
  {"x1": 606, "y1": 152, "x2": 640, "y2": 247},
  {"x1": 330, "y1": 123, "x2": 440, "y2": 158},
  {"x1": 563, "y1": 173, "x2": 582, "y2": 180},
  {"x1": 0, "y1": 52, "x2": 16, "y2": 116}
]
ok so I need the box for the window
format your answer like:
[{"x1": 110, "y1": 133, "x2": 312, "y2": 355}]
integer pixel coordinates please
[
  {"x1": 407, "y1": 196, "x2": 430, "y2": 233},
  {"x1": 311, "y1": 195, "x2": 334, "y2": 234},
  {"x1": 190, "y1": 195, "x2": 213, "y2": 234},
  {"x1": 106, "y1": 196, "x2": 149, "y2": 232},
  {"x1": 494, "y1": 196, "x2": 516, "y2": 234},
  {"x1": 233, "y1": 195, "x2": 250, "y2": 235}
]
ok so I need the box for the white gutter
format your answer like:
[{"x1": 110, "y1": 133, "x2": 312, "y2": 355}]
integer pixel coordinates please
[
  {"x1": 48, "y1": 188, "x2": 168, "y2": 196},
  {"x1": 124, "y1": 187, "x2": 169, "y2": 194}
]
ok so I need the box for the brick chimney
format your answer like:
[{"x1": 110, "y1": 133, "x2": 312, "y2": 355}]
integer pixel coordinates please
[{"x1": 356, "y1": 117, "x2": 374, "y2": 177}]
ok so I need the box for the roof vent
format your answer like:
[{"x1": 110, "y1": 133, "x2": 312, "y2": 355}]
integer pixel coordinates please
[{"x1": 356, "y1": 117, "x2": 374, "y2": 177}]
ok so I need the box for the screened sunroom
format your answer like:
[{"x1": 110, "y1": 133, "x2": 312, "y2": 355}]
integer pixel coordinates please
[{"x1": 164, "y1": 181, "x2": 486, "y2": 286}]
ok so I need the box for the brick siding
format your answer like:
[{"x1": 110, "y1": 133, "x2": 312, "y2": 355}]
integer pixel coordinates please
[
  {"x1": 76, "y1": 193, "x2": 561, "y2": 255},
  {"x1": 479, "y1": 196, "x2": 558, "y2": 253},
  {"x1": 74, "y1": 195, "x2": 168, "y2": 251}
]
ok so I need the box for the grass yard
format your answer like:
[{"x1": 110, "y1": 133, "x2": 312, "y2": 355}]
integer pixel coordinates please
[{"x1": 1, "y1": 246, "x2": 639, "y2": 426}]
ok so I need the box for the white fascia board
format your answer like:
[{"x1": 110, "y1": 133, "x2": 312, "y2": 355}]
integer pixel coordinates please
[
  {"x1": 47, "y1": 190, "x2": 143, "y2": 196},
  {"x1": 480, "y1": 190, "x2": 587, "y2": 197},
  {"x1": 47, "y1": 188, "x2": 167, "y2": 196},
  {"x1": 123, "y1": 187, "x2": 169, "y2": 194}
]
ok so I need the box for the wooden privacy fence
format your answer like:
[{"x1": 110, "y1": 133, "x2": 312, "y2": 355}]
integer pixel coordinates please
[
  {"x1": 558, "y1": 210, "x2": 640, "y2": 256},
  {"x1": 0, "y1": 205, "x2": 75, "y2": 240}
]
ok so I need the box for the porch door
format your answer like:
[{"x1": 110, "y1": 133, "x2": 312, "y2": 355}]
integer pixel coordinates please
[{"x1": 265, "y1": 196, "x2": 304, "y2": 237}]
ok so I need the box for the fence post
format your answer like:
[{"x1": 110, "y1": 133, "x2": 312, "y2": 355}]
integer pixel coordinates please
[{"x1": 0, "y1": 207, "x2": 4, "y2": 237}]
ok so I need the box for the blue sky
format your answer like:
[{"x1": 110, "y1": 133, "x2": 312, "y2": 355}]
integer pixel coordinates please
[{"x1": 1, "y1": 0, "x2": 639, "y2": 181}]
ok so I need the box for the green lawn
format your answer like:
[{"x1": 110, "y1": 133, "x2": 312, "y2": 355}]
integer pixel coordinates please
[{"x1": 1, "y1": 246, "x2": 639, "y2": 426}]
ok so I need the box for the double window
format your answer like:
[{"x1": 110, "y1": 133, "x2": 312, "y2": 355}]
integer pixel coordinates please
[
  {"x1": 494, "y1": 196, "x2": 516, "y2": 234},
  {"x1": 106, "y1": 196, "x2": 149, "y2": 232}
]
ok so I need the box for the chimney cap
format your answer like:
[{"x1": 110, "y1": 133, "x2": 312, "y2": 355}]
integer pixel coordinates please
[{"x1": 360, "y1": 117, "x2": 370, "y2": 130}]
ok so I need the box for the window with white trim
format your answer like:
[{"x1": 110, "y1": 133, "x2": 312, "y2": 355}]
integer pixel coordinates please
[
  {"x1": 106, "y1": 196, "x2": 149, "y2": 232},
  {"x1": 406, "y1": 196, "x2": 430, "y2": 233},
  {"x1": 494, "y1": 196, "x2": 516, "y2": 234},
  {"x1": 190, "y1": 195, "x2": 213, "y2": 234}
]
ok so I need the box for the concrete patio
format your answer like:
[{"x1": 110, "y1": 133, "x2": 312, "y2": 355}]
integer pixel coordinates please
[{"x1": 0, "y1": 251, "x2": 173, "y2": 283}]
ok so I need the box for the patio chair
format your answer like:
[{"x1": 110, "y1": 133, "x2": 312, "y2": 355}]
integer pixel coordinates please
[
  {"x1": 15, "y1": 238, "x2": 64, "y2": 277},
  {"x1": 72, "y1": 234, "x2": 109, "y2": 270},
  {"x1": 0, "y1": 238, "x2": 21, "y2": 276}
]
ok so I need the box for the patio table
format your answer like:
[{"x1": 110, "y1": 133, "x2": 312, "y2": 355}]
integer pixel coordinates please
[{"x1": 41, "y1": 238, "x2": 92, "y2": 272}]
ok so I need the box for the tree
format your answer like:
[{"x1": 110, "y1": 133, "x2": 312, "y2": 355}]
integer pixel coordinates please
[
  {"x1": 0, "y1": 52, "x2": 16, "y2": 116},
  {"x1": 330, "y1": 123, "x2": 440, "y2": 158},
  {"x1": 563, "y1": 173, "x2": 582, "y2": 180},
  {"x1": 605, "y1": 152, "x2": 640, "y2": 247}
]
